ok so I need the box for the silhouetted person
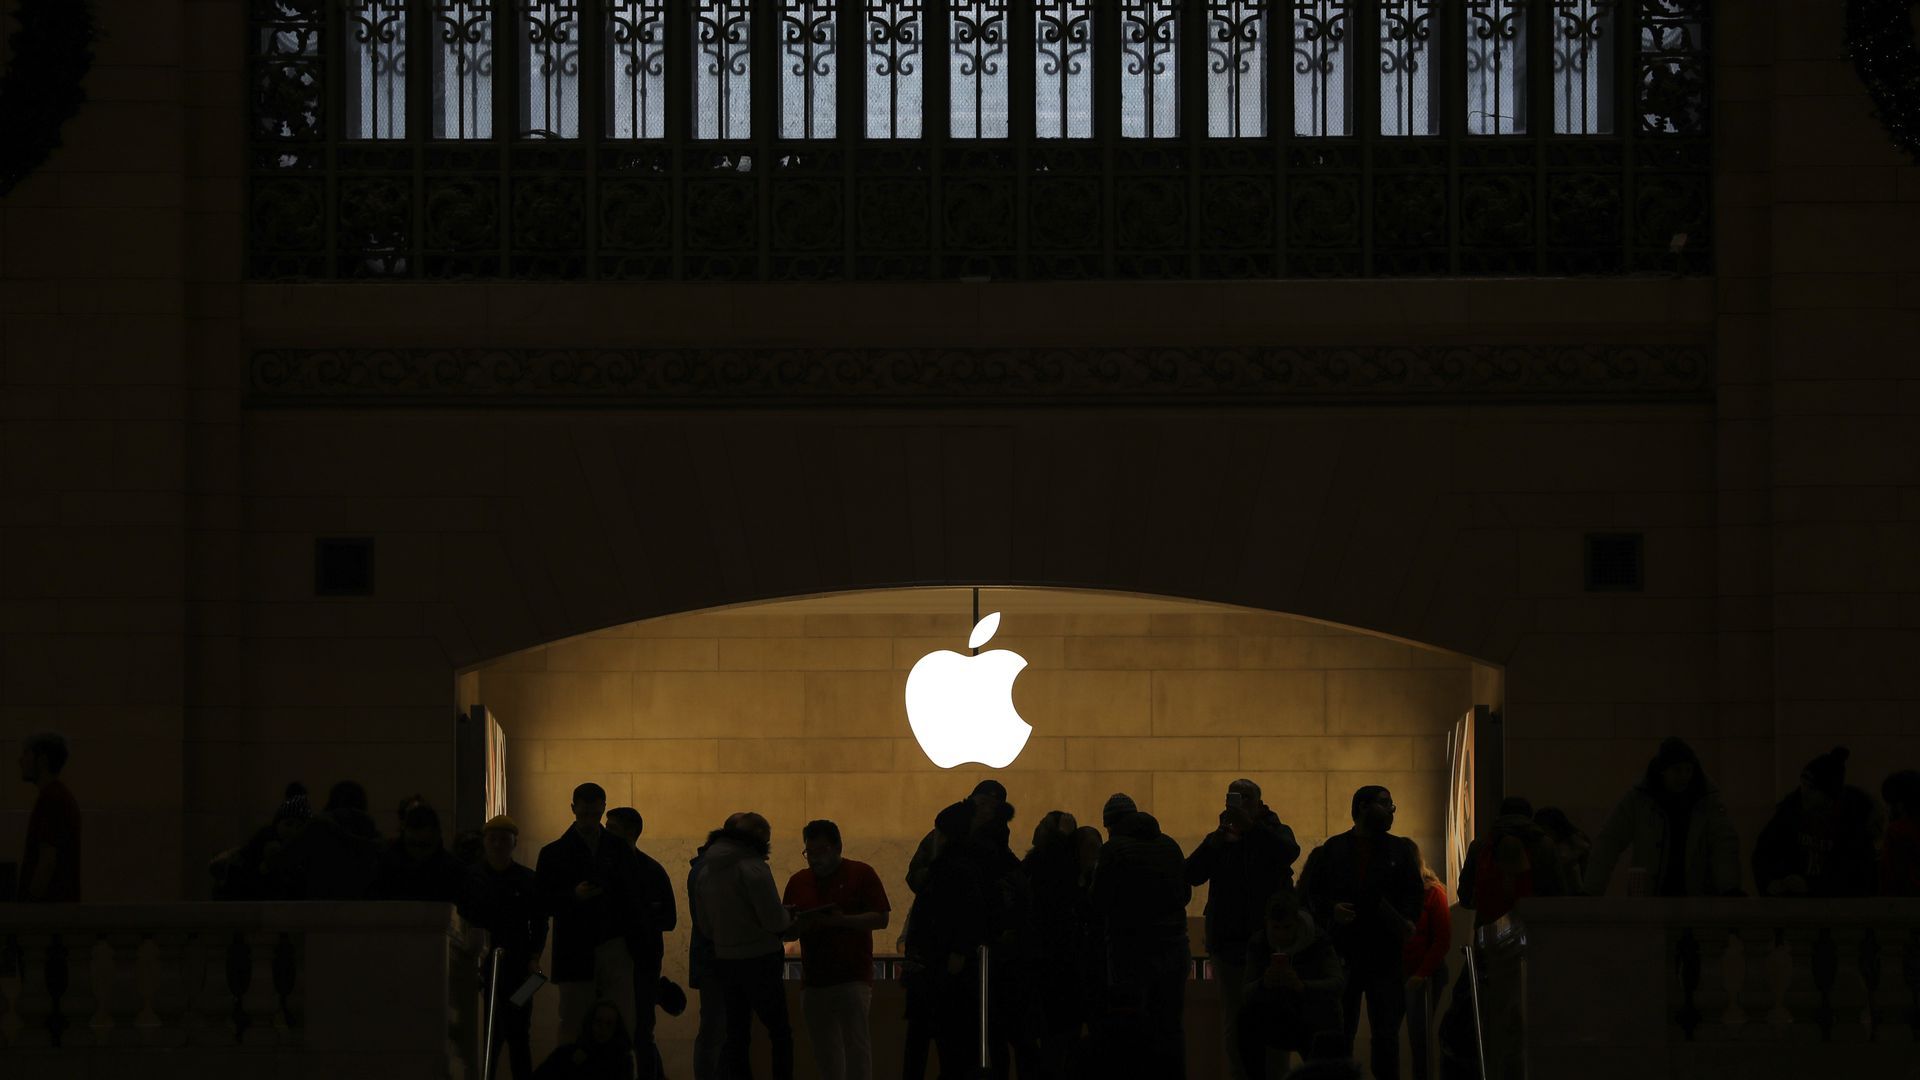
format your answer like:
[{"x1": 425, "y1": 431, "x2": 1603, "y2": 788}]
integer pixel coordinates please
[
  {"x1": 219, "y1": 784, "x2": 315, "y2": 900},
  {"x1": 534, "y1": 1000, "x2": 637, "y2": 1080},
  {"x1": 1753, "y1": 746, "x2": 1880, "y2": 898},
  {"x1": 1185, "y1": 778, "x2": 1301, "y2": 1080},
  {"x1": 1091, "y1": 792, "x2": 1192, "y2": 1080},
  {"x1": 17, "y1": 732, "x2": 80, "y2": 902},
  {"x1": 376, "y1": 801, "x2": 465, "y2": 902},
  {"x1": 782, "y1": 819, "x2": 892, "y2": 1080},
  {"x1": 302, "y1": 779, "x2": 382, "y2": 900},
  {"x1": 607, "y1": 806, "x2": 677, "y2": 1080},
  {"x1": 905, "y1": 801, "x2": 992, "y2": 1080},
  {"x1": 900, "y1": 779, "x2": 1005, "y2": 1080},
  {"x1": 976, "y1": 806, "x2": 1044, "y2": 1080},
  {"x1": 1881, "y1": 770, "x2": 1920, "y2": 896},
  {"x1": 1235, "y1": 889, "x2": 1346, "y2": 1080},
  {"x1": 1401, "y1": 842, "x2": 1451, "y2": 1080},
  {"x1": 1299, "y1": 786, "x2": 1423, "y2": 1080},
  {"x1": 460, "y1": 815, "x2": 549, "y2": 1080},
  {"x1": 537, "y1": 783, "x2": 638, "y2": 1041},
  {"x1": 1022, "y1": 810, "x2": 1092, "y2": 1077},
  {"x1": 1531, "y1": 807, "x2": 1591, "y2": 897},
  {"x1": 1585, "y1": 737, "x2": 1742, "y2": 896},
  {"x1": 689, "y1": 828, "x2": 729, "y2": 1080},
  {"x1": 695, "y1": 811, "x2": 804, "y2": 1080},
  {"x1": 1458, "y1": 797, "x2": 1562, "y2": 926}
]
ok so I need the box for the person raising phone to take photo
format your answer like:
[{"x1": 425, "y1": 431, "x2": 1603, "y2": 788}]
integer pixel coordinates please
[{"x1": 1235, "y1": 889, "x2": 1346, "y2": 1078}]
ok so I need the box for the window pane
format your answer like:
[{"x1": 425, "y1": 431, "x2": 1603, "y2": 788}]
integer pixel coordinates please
[
  {"x1": 1378, "y1": 0, "x2": 1437, "y2": 136},
  {"x1": 1292, "y1": 0, "x2": 1350, "y2": 136},
  {"x1": 865, "y1": 1, "x2": 924, "y2": 138},
  {"x1": 433, "y1": 0, "x2": 496, "y2": 139},
  {"x1": 781, "y1": 0, "x2": 838, "y2": 138},
  {"x1": 951, "y1": 0, "x2": 1010, "y2": 138},
  {"x1": 1119, "y1": 1, "x2": 1179, "y2": 138},
  {"x1": 1206, "y1": 1, "x2": 1268, "y2": 138},
  {"x1": 1466, "y1": 0, "x2": 1526, "y2": 134},
  {"x1": 608, "y1": 0, "x2": 668, "y2": 139},
  {"x1": 1551, "y1": 0, "x2": 1614, "y2": 134},
  {"x1": 1637, "y1": 0, "x2": 1705, "y2": 134},
  {"x1": 1035, "y1": 0, "x2": 1094, "y2": 139},
  {"x1": 519, "y1": 0, "x2": 581, "y2": 138},
  {"x1": 346, "y1": 0, "x2": 408, "y2": 139},
  {"x1": 695, "y1": 0, "x2": 754, "y2": 138}
]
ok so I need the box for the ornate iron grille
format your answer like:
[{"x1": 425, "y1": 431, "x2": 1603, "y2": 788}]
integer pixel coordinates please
[{"x1": 249, "y1": 0, "x2": 1711, "y2": 281}]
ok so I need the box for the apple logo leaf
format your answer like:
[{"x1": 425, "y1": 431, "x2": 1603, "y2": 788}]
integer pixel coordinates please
[{"x1": 969, "y1": 611, "x2": 1002, "y2": 651}]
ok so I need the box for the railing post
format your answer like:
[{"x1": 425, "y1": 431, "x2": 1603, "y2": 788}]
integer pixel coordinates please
[
  {"x1": 11, "y1": 934, "x2": 54, "y2": 1049},
  {"x1": 1717, "y1": 926, "x2": 1747, "y2": 1029},
  {"x1": 149, "y1": 930, "x2": 193, "y2": 1047},
  {"x1": 101, "y1": 930, "x2": 149, "y2": 1045},
  {"x1": 1765, "y1": 928, "x2": 1795, "y2": 1027}
]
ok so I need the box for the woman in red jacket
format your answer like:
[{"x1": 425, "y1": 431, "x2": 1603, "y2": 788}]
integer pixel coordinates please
[
  {"x1": 1882, "y1": 770, "x2": 1920, "y2": 896},
  {"x1": 1402, "y1": 842, "x2": 1452, "y2": 1080}
]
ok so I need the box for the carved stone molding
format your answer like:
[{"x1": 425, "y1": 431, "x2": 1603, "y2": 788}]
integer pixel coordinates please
[{"x1": 248, "y1": 344, "x2": 1712, "y2": 407}]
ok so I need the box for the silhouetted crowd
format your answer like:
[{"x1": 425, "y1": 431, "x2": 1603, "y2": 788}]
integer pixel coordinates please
[{"x1": 11, "y1": 728, "x2": 1897, "y2": 1080}]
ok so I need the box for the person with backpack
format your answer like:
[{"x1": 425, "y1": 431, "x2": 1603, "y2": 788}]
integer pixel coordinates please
[
  {"x1": 1091, "y1": 792, "x2": 1193, "y2": 1080},
  {"x1": 1457, "y1": 798, "x2": 1560, "y2": 927},
  {"x1": 904, "y1": 801, "x2": 993, "y2": 1080}
]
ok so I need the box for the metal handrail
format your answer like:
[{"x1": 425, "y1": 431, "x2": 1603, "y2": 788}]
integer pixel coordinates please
[
  {"x1": 481, "y1": 946, "x2": 503, "y2": 1080},
  {"x1": 978, "y1": 944, "x2": 991, "y2": 1076},
  {"x1": 1462, "y1": 944, "x2": 1487, "y2": 1080}
]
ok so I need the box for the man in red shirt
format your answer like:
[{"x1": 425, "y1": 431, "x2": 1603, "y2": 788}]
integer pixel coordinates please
[
  {"x1": 18, "y1": 732, "x2": 80, "y2": 902},
  {"x1": 782, "y1": 819, "x2": 891, "y2": 1080}
]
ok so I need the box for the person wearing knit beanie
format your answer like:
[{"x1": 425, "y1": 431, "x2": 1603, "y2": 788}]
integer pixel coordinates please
[
  {"x1": 1583, "y1": 736, "x2": 1742, "y2": 897},
  {"x1": 1102, "y1": 792, "x2": 1138, "y2": 829},
  {"x1": 1753, "y1": 744, "x2": 1879, "y2": 898},
  {"x1": 1799, "y1": 746, "x2": 1849, "y2": 797}
]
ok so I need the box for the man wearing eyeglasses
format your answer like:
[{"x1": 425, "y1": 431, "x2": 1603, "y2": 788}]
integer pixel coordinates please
[{"x1": 1298, "y1": 785, "x2": 1425, "y2": 1080}]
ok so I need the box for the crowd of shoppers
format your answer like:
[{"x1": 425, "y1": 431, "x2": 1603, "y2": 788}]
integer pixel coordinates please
[{"x1": 20, "y1": 724, "x2": 1920, "y2": 1080}]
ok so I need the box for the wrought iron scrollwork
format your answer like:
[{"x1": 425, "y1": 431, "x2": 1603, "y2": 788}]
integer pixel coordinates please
[
  {"x1": 1208, "y1": 1, "x2": 1269, "y2": 137},
  {"x1": 951, "y1": 0, "x2": 1010, "y2": 138},
  {"x1": 609, "y1": 0, "x2": 668, "y2": 138},
  {"x1": 865, "y1": 1, "x2": 924, "y2": 138},
  {"x1": 1035, "y1": 0, "x2": 1095, "y2": 138},
  {"x1": 695, "y1": 0, "x2": 753, "y2": 138},
  {"x1": 781, "y1": 0, "x2": 838, "y2": 139},
  {"x1": 1636, "y1": 0, "x2": 1705, "y2": 134}
]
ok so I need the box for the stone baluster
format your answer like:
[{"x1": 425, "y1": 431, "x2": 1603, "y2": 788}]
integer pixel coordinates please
[
  {"x1": 271, "y1": 932, "x2": 302, "y2": 1035},
  {"x1": 240, "y1": 930, "x2": 285, "y2": 1044},
  {"x1": 50, "y1": 931, "x2": 103, "y2": 1047},
  {"x1": 1766, "y1": 928, "x2": 1796, "y2": 1027},
  {"x1": 1812, "y1": 926, "x2": 1838, "y2": 1041},
  {"x1": 99, "y1": 931, "x2": 149, "y2": 1045},
  {"x1": 189, "y1": 931, "x2": 236, "y2": 1047},
  {"x1": 0, "y1": 934, "x2": 19, "y2": 1045},
  {"x1": 148, "y1": 930, "x2": 192, "y2": 1047},
  {"x1": 1674, "y1": 928, "x2": 1702, "y2": 1039},
  {"x1": 221, "y1": 930, "x2": 253, "y2": 1044},
  {"x1": 1903, "y1": 930, "x2": 1920, "y2": 1038},
  {"x1": 1719, "y1": 926, "x2": 1748, "y2": 1029},
  {"x1": 11, "y1": 933, "x2": 55, "y2": 1048},
  {"x1": 1858, "y1": 929, "x2": 1881, "y2": 1040}
]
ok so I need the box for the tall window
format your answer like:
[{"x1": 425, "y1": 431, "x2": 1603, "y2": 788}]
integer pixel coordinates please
[
  {"x1": 1292, "y1": 0, "x2": 1350, "y2": 136},
  {"x1": 432, "y1": 0, "x2": 495, "y2": 139},
  {"x1": 346, "y1": 0, "x2": 408, "y2": 139},
  {"x1": 1206, "y1": 1, "x2": 1268, "y2": 138},
  {"x1": 519, "y1": 0, "x2": 581, "y2": 138},
  {"x1": 1034, "y1": 0, "x2": 1094, "y2": 138},
  {"x1": 607, "y1": 0, "x2": 668, "y2": 138},
  {"x1": 1551, "y1": 0, "x2": 1614, "y2": 134},
  {"x1": 781, "y1": 0, "x2": 838, "y2": 138},
  {"x1": 1378, "y1": 0, "x2": 1438, "y2": 136},
  {"x1": 951, "y1": 0, "x2": 1010, "y2": 138},
  {"x1": 865, "y1": 0, "x2": 925, "y2": 138},
  {"x1": 1466, "y1": 0, "x2": 1526, "y2": 134},
  {"x1": 695, "y1": 0, "x2": 753, "y2": 138},
  {"x1": 1120, "y1": 0, "x2": 1179, "y2": 138}
]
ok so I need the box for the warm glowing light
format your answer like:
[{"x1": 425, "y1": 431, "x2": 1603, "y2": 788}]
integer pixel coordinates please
[{"x1": 904, "y1": 612, "x2": 1033, "y2": 769}]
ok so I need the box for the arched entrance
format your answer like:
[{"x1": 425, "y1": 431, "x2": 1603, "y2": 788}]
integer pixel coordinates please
[{"x1": 458, "y1": 585, "x2": 1499, "y2": 1077}]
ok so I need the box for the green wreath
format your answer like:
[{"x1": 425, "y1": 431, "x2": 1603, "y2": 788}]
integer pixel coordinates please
[
  {"x1": 1847, "y1": 0, "x2": 1920, "y2": 162},
  {"x1": 0, "y1": 0, "x2": 96, "y2": 198}
]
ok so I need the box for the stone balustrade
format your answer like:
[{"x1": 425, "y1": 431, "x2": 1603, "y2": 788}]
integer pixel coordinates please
[
  {"x1": 1519, "y1": 897, "x2": 1920, "y2": 1080},
  {"x1": 0, "y1": 902, "x2": 486, "y2": 1080}
]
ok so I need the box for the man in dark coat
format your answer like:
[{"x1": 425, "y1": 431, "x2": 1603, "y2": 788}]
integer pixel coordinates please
[
  {"x1": 461, "y1": 814, "x2": 549, "y2": 1080},
  {"x1": 1091, "y1": 792, "x2": 1193, "y2": 1080},
  {"x1": 375, "y1": 801, "x2": 465, "y2": 902},
  {"x1": 1185, "y1": 778, "x2": 1301, "y2": 1080},
  {"x1": 535, "y1": 782, "x2": 640, "y2": 1041},
  {"x1": 1753, "y1": 746, "x2": 1881, "y2": 898},
  {"x1": 607, "y1": 806, "x2": 677, "y2": 1080},
  {"x1": 1299, "y1": 785, "x2": 1424, "y2": 1080},
  {"x1": 303, "y1": 779, "x2": 383, "y2": 900},
  {"x1": 904, "y1": 801, "x2": 992, "y2": 1080}
]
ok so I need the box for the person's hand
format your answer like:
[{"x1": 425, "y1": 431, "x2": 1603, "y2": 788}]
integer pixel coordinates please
[
  {"x1": 575, "y1": 881, "x2": 604, "y2": 900},
  {"x1": 947, "y1": 952, "x2": 966, "y2": 976},
  {"x1": 1333, "y1": 902, "x2": 1358, "y2": 926}
]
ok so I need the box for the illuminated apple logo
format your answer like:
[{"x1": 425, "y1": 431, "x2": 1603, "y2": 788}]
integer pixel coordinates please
[{"x1": 904, "y1": 612, "x2": 1032, "y2": 769}]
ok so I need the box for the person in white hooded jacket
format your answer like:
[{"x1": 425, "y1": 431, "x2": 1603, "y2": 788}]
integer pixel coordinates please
[{"x1": 693, "y1": 812, "x2": 818, "y2": 1080}]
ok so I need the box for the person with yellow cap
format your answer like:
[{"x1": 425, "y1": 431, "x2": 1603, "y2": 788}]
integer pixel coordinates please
[{"x1": 459, "y1": 813, "x2": 548, "y2": 1079}]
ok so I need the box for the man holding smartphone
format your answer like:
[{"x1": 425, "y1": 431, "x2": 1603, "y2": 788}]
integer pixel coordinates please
[
  {"x1": 1235, "y1": 889, "x2": 1345, "y2": 1079},
  {"x1": 535, "y1": 782, "x2": 639, "y2": 1042},
  {"x1": 1185, "y1": 778, "x2": 1301, "y2": 1080}
]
